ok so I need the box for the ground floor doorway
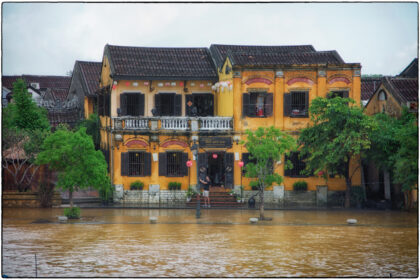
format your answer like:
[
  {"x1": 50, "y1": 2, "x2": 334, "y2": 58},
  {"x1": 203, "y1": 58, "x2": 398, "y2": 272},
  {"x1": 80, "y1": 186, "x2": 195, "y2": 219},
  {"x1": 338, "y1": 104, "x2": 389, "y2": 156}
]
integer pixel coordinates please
[{"x1": 198, "y1": 152, "x2": 234, "y2": 189}]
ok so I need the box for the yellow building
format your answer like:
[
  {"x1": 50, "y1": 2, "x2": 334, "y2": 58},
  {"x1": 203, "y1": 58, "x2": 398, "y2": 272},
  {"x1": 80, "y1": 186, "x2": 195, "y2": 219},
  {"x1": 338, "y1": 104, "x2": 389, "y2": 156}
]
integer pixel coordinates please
[{"x1": 96, "y1": 44, "x2": 363, "y2": 203}]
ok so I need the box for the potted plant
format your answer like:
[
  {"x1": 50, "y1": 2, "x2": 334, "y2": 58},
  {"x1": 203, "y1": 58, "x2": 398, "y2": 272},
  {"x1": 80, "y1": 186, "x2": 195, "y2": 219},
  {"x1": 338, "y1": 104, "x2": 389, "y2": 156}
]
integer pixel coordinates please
[
  {"x1": 168, "y1": 182, "x2": 181, "y2": 191},
  {"x1": 186, "y1": 185, "x2": 197, "y2": 202},
  {"x1": 130, "y1": 181, "x2": 144, "y2": 190},
  {"x1": 293, "y1": 181, "x2": 308, "y2": 192}
]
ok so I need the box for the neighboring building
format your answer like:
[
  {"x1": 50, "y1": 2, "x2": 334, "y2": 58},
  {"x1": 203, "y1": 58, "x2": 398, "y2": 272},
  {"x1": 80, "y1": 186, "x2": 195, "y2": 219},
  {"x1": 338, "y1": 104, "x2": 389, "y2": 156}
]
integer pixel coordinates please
[
  {"x1": 361, "y1": 77, "x2": 382, "y2": 106},
  {"x1": 67, "y1": 61, "x2": 102, "y2": 119},
  {"x1": 363, "y1": 58, "x2": 418, "y2": 206},
  {"x1": 97, "y1": 43, "x2": 362, "y2": 200},
  {"x1": 1, "y1": 75, "x2": 80, "y2": 128}
]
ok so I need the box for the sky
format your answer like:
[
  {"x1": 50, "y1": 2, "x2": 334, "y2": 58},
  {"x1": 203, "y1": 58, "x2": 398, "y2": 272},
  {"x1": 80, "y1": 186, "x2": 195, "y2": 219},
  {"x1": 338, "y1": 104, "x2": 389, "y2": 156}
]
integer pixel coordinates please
[{"x1": 2, "y1": 2, "x2": 418, "y2": 76}]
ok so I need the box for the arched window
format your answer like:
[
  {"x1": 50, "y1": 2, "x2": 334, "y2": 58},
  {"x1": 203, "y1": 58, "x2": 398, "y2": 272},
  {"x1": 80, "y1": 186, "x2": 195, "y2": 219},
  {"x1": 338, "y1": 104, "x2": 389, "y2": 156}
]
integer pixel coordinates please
[{"x1": 378, "y1": 90, "x2": 387, "y2": 101}]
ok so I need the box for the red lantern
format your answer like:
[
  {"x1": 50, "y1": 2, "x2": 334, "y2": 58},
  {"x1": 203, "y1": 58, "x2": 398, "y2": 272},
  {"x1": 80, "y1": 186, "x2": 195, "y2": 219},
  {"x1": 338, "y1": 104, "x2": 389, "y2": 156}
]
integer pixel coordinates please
[
  {"x1": 125, "y1": 82, "x2": 130, "y2": 86},
  {"x1": 179, "y1": 82, "x2": 184, "y2": 87},
  {"x1": 186, "y1": 160, "x2": 193, "y2": 167},
  {"x1": 212, "y1": 153, "x2": 218, "y2": 159},
  {"x1": 238, "y1": 161, "x2": 244, "y2": 167},
  {"x1": 112, "y1": 85, "x2": 117, "y2": 90},
  {"x1": 318, "y1": 171, "x2": 324, "y2": 176}
]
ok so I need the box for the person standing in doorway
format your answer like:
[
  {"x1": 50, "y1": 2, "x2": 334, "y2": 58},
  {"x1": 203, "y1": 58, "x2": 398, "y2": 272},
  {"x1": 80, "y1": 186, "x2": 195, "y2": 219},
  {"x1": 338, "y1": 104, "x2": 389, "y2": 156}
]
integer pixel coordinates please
[{"x1": 199, "y1": 167, "x2": 211, "y2": 208}]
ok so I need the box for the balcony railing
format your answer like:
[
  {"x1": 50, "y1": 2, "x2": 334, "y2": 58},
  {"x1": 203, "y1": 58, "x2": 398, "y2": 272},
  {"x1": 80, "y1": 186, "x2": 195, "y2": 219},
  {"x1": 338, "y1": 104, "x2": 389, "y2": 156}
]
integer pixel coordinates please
[{"x1": 111, "y1": 116, "x2": 233, "y2": 132}]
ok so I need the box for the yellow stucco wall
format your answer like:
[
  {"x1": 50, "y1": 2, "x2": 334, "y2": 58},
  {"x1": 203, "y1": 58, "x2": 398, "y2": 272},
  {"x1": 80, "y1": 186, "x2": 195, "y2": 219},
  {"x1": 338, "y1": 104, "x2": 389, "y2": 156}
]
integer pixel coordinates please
[{"x1": 365, "y1": 85, "x2": 402, "y2": 117}]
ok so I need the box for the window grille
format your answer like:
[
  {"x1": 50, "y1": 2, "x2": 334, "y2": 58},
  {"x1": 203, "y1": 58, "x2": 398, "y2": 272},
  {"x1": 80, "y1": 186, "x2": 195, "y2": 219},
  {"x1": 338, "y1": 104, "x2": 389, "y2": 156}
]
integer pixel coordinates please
[
  {"x1": 167, "y1": 152, "x2": 182, "y2": 176},
  {"x1": 291, "y1": 91, "x2": 307, "y2": 116},
  {"x1": 129, "y1": 152, "x2": 145, "y2": 176}
]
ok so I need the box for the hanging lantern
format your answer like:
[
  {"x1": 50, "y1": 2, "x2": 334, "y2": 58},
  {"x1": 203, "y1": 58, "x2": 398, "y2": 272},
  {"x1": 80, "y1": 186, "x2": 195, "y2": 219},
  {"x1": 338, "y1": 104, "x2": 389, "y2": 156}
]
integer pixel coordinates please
[
  {"x1": 112, "y1": 85, "x2": 117, "y2": 90},
  {"x1": 179, "y1": 82, "x2": 184, "y2": 87},
  {"x1": 125, "y1": 82, "x2": 130, "y2": 86},
  {"x1": 186, "y1": 160, "x2": 193, "y2": 167},
  {"x1": 238, "y1": 161, "x2": 244, "y2": 167},
  {"x1": 212, "y1": 153, "x2": 218, "y2": 159}
]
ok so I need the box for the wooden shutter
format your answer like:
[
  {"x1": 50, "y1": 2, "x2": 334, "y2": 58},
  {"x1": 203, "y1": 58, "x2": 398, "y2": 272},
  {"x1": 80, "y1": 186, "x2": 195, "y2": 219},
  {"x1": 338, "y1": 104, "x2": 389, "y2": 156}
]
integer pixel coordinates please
[
  {"x1": 198, "y1": 153, "x2": 207, "y2": 170},
  {"x1": 284, "y1": 93, "x2": 291, "y2": 116},
  {"x1": 185, "y1": 95, "x2": 193, "y2": 116},
  {"x1": 242, "y1": 153, "x2": 250, "y2": 175},
  {"x1": 225, "y1": 153, "x2": 234, "y2": 188},
  {"x1": 265, "y1": 93, "x2": 273, "y2": 117},
  {"x1": 120, "y1": 93, "x2": 127, "y2": 116},
  {"x1": 159, "y1": 153, "x2": 167, "y2": 176},
  {"x1": 305, "y1": 91, "x2": 309, "y2": 117},
  {"x1": 144, "y1": 152, "x2": 151, "y2": 176},
  {"x1": 154, "y1": 94, "x2": 161, "y2": 116},
  {"x1": 181, "y1": 152, "x2": 188, "y2": 176},
  {"x1": 138, "y1": 93, "x2": 145, "y2": 116},
  {"x1": 242, "y1": 93, "x2": 250, "y2": 117},
  {"x1": 121, "y1": 152, "x2": 129, "y2": 176},
  {"x1": 174, "y1": 94, "x2": 182, "y2": 116}
]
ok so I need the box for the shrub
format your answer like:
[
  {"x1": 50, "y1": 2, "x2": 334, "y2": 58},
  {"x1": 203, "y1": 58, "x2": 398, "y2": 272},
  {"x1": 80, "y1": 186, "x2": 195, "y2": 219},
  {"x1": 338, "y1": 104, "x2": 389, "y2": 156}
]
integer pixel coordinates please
[
  {"x1": 186, "y1": 185, "x2": 197, "y2": 198},
  {"x1": 99, "y1": 184, "x2": 114, "y2": 205},
  {"x1": 64, "y1": 207, "x2": 81, "y2": 219},
  {"x1": 130, "y1": 181, "x2": 144, "y2": 190},
  {"x1": 251, "y1": 185, "x2": 259, "y2": 191},
  {"x1": 293, "y1": 181, "x2": 308, "y2": 192},
  {"x1": 168, "y1": 182, "x2": 181, "y2": 190}
]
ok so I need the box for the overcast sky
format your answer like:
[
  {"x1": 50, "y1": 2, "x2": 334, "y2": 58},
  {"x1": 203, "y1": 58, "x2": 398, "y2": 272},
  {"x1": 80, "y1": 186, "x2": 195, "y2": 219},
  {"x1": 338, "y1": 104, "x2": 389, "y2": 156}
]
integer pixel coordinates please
[{"x1": 2, "y1": 2, "x2": 418, "y2": 76}]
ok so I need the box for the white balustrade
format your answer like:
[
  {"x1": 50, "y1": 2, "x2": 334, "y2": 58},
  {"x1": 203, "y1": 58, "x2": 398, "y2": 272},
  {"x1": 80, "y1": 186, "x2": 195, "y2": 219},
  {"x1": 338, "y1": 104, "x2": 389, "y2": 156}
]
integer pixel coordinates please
[
  {"x1": 199, "y1": 117, "x2": 232, "y2": 130},
  {"x1": 161, "y1": 117, "x2": 188, "y2": 130},
  {"x1": 125, "y1": 118, "x2": 149, "y2": 129}
]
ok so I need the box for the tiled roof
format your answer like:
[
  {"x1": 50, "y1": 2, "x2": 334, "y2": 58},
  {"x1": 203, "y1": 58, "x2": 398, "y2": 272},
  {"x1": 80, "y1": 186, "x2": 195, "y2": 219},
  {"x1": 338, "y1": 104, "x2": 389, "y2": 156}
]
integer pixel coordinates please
[
  {"x1": 384, "y1": 77, "x2": 418, "y2": 103},
  {"x1": 47, "y1": 109, "x2": 80, "y2": 128},
  {"x1": 361, "y1": 77, "x2": 383, "y2": 101},
  {"x1": 77, "y1": 61, "x2": 102, "y2": 96},
  {"x1": 227, "y1": 50, "x2": 345, "y2": 67},
  {"x1": 51, "y1": 88, "x2": 69, "y2": 102},
  {"x1": 2, "y1": 75, "x2": 70, "y2": 90},
  {"x1": 398, "y1": 58, "x2": 418, "y2": 78},
  {"x1": 2, "y1": 76, "x2": 21, "y2": 89},
  {"x1": 22, "y1": 75, "x2": 71, "y2": 89},
  {"x1": 209, "y1": 44, "x2": 316, "y2": 69},
  {"x1": 105, "y1": 45, "x2": 218, "y2": 80}
]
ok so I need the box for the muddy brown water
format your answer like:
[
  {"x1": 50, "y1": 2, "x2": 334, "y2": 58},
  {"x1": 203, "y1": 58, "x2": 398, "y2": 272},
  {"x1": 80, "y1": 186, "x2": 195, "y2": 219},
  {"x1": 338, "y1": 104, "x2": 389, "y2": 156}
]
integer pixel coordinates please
[{"x1": 2, "y1": 208, "x2": 418, "y2": 277}]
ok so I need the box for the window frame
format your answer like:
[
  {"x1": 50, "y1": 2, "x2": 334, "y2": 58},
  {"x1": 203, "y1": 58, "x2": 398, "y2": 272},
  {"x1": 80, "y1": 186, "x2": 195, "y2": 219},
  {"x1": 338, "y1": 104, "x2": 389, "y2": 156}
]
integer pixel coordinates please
[
  {"x1": 128, "y1": 151, "x2": 146, "y2": 177},
  {"x1": 290, "y1": 91, "x2": 309, "y2": 118},
  {"x1": 243, "y1": 91, "x2": 273, "y2": 118},
  {"x1": 166, "y1": 151, "x2": 183, "y2": 177},
  {"x1": 285, "y1": 152, "x2": 308, "y2": 178}
]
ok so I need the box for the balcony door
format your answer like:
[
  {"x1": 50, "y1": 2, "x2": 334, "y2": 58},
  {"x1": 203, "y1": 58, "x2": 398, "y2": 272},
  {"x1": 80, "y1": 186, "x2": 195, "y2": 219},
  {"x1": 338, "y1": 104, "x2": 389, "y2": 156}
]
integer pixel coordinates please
[
  {"x1": 186, "y1": 93, "x2": 214, "y2": 117},
  {"x1": 155, "y1": 93, "x2": 182, "y2": 116}
]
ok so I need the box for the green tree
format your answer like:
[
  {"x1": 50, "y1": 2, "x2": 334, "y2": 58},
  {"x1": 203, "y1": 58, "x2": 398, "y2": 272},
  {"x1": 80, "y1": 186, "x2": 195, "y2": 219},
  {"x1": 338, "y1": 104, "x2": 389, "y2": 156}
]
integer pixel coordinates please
[
  {"x1": 5, "y1": 78, "x2": 50, "y2": 131},
  {"x1": 391, "y1": 109, "x2": 418, "y2": 209},
  {"x1": 77, "y1": 113, "x2": 100, "y2": 150},
  {"x1": 242, "y1": 126, "x2": 296, "y2": 220},
  {"x1": 299, "y1": 95, "x2": 376, "y2": 208},
  {"x1": 36, "y1": 126, "x2": 111, "y2": 209}
]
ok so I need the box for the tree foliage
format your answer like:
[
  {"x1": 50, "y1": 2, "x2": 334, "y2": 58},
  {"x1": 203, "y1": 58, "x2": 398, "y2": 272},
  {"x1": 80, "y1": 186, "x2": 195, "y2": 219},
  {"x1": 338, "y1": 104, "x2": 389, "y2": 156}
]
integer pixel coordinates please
[
  {"x1": 77, "y1": 113, "x2": 100, "y2": 150},
  {"x1": 298, "y1": 96, "x2": 376, "y2": 208},
  {"x1": 5, "y1": 78, "x2": 50, "y2": 132},
  {"x1": 36, "y1": 126, "x2": 110, "y2": 207},
  {"x1": 242, "y1": 126, "x2": 296, "y2": 219}
]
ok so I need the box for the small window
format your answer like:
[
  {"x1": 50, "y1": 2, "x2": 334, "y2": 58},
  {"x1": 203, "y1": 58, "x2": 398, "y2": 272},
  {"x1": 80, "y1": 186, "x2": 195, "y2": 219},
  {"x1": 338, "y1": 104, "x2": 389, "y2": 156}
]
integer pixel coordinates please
[
  {"x1": 167, "y1": 152, "x2": 183, "y2": 177},
  {"x1": 243, "y1": 92, "x2": 273, "y2": 117},
  {"x1": 328, "y1": 91, "x2": 348, "y2": 99},
  {"x1": 127, "y1": 94, "x2": 141, "y2": 115},
  {"x1": 285, "y1": 152, "x2": 307, "y2": 177},
  {"x1": 291, "y1": 91, "x2": 308, "y2": 117},
  {"x1": 378, "y1": 90, "x2": 387, "y2": 101},
  {"x1": 129, "y1": 152, "x2": 145, "y2": 176}
]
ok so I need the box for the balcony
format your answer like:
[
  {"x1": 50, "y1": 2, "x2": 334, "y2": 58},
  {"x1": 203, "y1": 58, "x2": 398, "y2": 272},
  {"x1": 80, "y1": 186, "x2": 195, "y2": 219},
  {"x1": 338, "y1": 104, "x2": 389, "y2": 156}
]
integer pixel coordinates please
[{"x1": 111, "y1": 116, "x2": 233, "y2": 132}]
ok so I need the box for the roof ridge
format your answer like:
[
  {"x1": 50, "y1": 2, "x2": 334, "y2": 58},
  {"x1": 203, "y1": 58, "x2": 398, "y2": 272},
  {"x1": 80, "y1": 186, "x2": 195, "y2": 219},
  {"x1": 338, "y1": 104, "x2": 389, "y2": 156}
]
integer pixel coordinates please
[{"x1": 107, "y1": 44, "x2": 209, "y2": 50}]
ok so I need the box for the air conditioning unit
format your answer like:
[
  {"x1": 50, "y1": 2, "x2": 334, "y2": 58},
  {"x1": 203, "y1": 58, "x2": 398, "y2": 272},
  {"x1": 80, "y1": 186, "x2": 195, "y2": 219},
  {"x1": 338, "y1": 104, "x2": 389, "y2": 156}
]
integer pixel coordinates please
[{"x1": 30, "y1": 83, "x2": 40, "y2": 89}]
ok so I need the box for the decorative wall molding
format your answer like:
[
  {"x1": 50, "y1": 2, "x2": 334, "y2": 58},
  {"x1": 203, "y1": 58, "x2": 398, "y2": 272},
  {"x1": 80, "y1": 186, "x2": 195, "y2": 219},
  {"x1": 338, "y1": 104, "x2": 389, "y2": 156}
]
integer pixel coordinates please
[
  {"x1": 328, "y1": 77, "x2": 351, "y2": 84},
  {"x1": 125, "y1": 139, "x2": 148, "y2": 148},
  {"x1": 244, "y1": 77, "x2": 273, "y2": 85},
  {"x1": 286, "y1": 77, "x2": 315, "y2": 86},
  {"x1": 161, "y1": 140, "x2": 188, "y2": 148}
]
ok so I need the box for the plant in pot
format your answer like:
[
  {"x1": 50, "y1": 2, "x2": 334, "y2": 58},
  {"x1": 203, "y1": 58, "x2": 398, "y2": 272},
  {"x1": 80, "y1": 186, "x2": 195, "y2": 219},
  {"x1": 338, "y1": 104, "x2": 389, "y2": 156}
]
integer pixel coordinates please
[
  {"x1": 168, "y1": 182, "x2": 181, "y2": 191},
  {"x1": 130, "y1": 181, "x2": 144, "y2": 191},
  {"x1": 293, "y1": 181, "x2": 308, "y2": 192},
  {"x1": 186, "y1": 185, "x2": 197, "y2": 202}
]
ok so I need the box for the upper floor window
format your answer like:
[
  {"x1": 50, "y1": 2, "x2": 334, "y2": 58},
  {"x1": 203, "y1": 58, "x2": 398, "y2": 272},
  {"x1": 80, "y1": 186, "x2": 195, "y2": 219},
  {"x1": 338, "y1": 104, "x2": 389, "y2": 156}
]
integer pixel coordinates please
[
  {"x1": 186, "y1": 93, "x2": 214, "y2": 116},
  {"x1": 327, "y1": 91, "x2": 349, "y2": 99},
  {"x1": 154, "y1": 93, "x2": 182, "y2": 116},
  {"x1": 121, "y1": 151, "x2": 151, "y2": 177},
  {"x1": 120, "y1": 93, "x2": 144, "y2": 116},
  {"x1": 98, "y1": 94, "x2": 111, "y2": 117},
  {"x1": 284, "y1": 91, "x2": 309, "y2": 117},
  {"x1": 284, "y1": 152, "x2": 308, "y2": 177},
  {"x1": 242, "y1": 92, "x2": 273, "y2": 118}
]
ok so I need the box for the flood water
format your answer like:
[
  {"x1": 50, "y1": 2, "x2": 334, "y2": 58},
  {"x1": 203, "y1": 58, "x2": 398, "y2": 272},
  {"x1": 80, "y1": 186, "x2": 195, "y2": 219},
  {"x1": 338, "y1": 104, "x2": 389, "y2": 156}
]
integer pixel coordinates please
[{"x1": 2, "y1": 208, "x2": 418, "y2": 277}]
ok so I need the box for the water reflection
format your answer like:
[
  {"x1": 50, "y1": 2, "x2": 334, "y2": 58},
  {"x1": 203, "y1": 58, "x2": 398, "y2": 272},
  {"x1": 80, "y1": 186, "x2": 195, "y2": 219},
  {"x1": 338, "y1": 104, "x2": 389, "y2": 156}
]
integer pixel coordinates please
[{"x1": 2, "y1": 208, "x2": 418, "y2": 277}]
